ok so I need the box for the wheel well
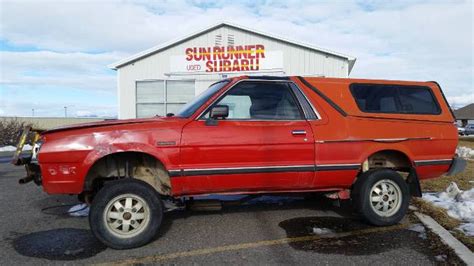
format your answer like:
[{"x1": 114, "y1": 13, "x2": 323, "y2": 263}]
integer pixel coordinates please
[
  {"x1": 354, "y1": 150, "x2": 420, "y2": 197},
  {"x1": 364, "y1": 150, "x2": 412, "y2": 172},
  {"x1": 83, "y1": 152, "x2": 171, "y2": 196}
]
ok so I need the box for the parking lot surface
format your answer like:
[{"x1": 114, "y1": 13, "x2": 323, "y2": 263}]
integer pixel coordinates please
[{"x1": 0, "y1": 162, "x2": 461, "y2": 265}]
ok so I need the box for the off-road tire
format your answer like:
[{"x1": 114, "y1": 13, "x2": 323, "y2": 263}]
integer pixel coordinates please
[
  {"x1": 352, "y1": 169, "x2": 410, "y2": 226},
  {"x1": 89, "y1": 179, "x2": 163, "y2": 249}
]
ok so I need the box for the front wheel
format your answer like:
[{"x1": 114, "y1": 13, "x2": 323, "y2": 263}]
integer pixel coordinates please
[
  {"x1": 89, "y1": 179, "x2": 163, "y2": 249},
  {"x1": 352, "y1": 169, "x2": 410, "y2": 226}
]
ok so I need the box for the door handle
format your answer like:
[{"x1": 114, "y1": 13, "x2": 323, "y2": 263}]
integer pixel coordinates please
[{"x1": 292, "y1": 130, "x2": 307, "y2": 135}]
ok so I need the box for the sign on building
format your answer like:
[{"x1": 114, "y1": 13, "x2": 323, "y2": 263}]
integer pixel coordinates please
[{"x1": 170, "y1": 44, "x2": 283, "y2": 73}]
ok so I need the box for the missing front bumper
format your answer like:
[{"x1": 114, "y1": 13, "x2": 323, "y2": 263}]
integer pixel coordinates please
[{"x1": 11, "y1": 126, "x2": 43, "y2": 185}]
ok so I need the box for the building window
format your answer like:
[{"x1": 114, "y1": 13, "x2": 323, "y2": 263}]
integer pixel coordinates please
[
  {"x1": 350, "y1": 84, "x2": 441, "y2": 115},
  {"x1": 136, "y1": 80, "x2": 195, "y2": 118}
]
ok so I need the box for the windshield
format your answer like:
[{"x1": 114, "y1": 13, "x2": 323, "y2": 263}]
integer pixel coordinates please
[{"x1": 176, "y1": 80, "x2": 230, "y2": 117}]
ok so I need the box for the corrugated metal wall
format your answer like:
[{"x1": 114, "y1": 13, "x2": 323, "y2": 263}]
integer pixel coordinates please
[{"x1": 117, "y1": 25, "x2": 350, "y2": 119}]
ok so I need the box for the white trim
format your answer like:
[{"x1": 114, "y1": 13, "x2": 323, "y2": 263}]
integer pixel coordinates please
[
  {"x1": 168, "y1": 163, "x2": 361, "y2": 173},
  {"x1": 414, "y1": 159, "x2": 452, "y2": 163},
  {"x1": 315, "y1": 137, "x2": 433, "y2": 144},
  {"x1": 317, "y1": 163, "x2": 361, "y2": 167},
  {"x1": 183, "y1": 165, "x2": 314, "y2": 172},
  {"x1": 109, "y1": 22, "x2": 356, "y2": 71}
]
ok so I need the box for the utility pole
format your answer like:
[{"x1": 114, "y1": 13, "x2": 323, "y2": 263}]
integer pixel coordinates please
[
  {"x1": 64, "y1": 105, "x2": 74, "y2": 118},
  {"x1": 32, "y1": 108, "x2": 35, "y2": 117}
]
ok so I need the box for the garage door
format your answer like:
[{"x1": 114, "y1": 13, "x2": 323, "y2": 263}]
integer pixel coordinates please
[{"x1": 136, "y1": 80, "x2": 195, "y2": 118}]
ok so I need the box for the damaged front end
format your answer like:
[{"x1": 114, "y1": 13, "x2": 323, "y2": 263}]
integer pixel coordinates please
[{"x1": 11, "y1": 126, "x2": 43, "y2": 185}]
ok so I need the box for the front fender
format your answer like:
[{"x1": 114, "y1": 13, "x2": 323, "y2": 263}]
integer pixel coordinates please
[{"x1": 40, "y1": 128, "x2": 181, "y2": 194}]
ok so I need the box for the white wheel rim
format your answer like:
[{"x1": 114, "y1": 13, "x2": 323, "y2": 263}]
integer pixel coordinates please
[
  {"x1": 103, "y1": 194, "x2": 150, "y2": 238},
  {"x1": 369, "y1": 179, "x2": 402, "y2": 217}
]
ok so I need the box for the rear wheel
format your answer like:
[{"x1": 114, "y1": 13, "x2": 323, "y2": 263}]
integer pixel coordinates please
[
  {"x1": 352, "y1": 169, "x2": 410, "y2": 226},
  {"x1": 89, "y1": 179, "x2": 163, "y2": 249}
]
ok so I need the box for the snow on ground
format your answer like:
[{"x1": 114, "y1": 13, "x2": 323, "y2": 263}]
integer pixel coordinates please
[
  {"x1": 311, "y1": 227, "x2": 335, "y2": 235},
  {"x1": 456, "y1": 146, "x2": 474, "y2": 159},
  {"x1": 408, "y1": 223, "x2": 427, "y2": 239},
  {"x1": 434, "y1": 254, "x2": 448, "y2": 262},
  {"x1": 0, "y1": 144, "x2": 32, "y2": 152},
  {"x1": 68, "y1": 203, "x2": 90, "y2": 217},
  {"x1": 422, "y1": 182, "x2": 474, "y2": 236}
]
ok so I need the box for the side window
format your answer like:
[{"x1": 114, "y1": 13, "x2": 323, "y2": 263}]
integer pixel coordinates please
[
  {"x1": 350, "y1": 84, "x2": 441, "y2": 115},
  {"x1": 398, "y1": 87, "x2": 440, "y2": 114},
  {"x1": 205, "y1": 81, "x2": 304, "y2": 120},
  {"x1": 218, "y1": 95, "x2": 251, "y2": 119}
]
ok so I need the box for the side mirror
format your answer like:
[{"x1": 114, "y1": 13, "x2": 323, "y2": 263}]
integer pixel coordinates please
[
  {"x1": 210, "y1": 105, "x2": 229, "y2": 119},
  {"x1": 206, "y1": 105, "x2": 229, "y2": 126}
]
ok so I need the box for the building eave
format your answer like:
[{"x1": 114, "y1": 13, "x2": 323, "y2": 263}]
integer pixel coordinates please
[{"x1": 109, "y1": 21, "x2": 356, "y2": 73}]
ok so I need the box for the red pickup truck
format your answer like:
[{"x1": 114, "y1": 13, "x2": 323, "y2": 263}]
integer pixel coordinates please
[{"x1": 13, "y1": 76, "x2": 465, "y2": 249}]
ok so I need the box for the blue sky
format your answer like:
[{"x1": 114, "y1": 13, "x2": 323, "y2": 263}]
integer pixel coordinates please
[{"x1": 0, "y1": 0, "x2": 472, "y2": 117}]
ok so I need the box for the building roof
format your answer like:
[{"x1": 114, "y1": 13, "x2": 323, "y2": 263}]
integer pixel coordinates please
[
  {"x1": 109, "y1": 21, "x2": 356, "y2": 72},
  {"x1": 454, "y1": 103, "x2": 474, "y2": 120}
]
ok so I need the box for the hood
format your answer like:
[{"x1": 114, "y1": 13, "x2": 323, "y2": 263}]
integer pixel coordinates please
[{"x1": 43, "y1": 117, "x2": 166, "y2": 134}]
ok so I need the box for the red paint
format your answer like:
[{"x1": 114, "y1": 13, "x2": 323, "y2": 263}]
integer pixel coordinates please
[{"x1": 36, "y1": 76, "x2": 458, "y2": 196}]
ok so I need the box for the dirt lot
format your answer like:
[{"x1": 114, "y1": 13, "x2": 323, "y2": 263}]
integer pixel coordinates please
[{"x1": 0, "y1": 162, "x2": 464, "y2": 265}]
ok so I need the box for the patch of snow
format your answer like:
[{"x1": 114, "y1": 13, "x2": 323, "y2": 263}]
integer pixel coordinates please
[
  {"x1": 23, "y1": 144, "x2": 32, "y2": 150},
  {"x1": 311, "y1": 227, "x2": 334, "y2": 235},
  {"x1": 457, "y1": 223, "x2": 474, "y2": 236},
  {"x1": 0, "y1": 144, "x2": 32, "y2": 152},
  {"x1": 68, "y1": 203, "x2": 89, "y2": 217},
  {"x1": 0, "y1": 145, "x2": 16, "y2": 152},
  {"x1": 434, "y1": 254, "x2": 447, "y2": 262},
  {"x1": 64, "y1": 248, "x2": 84, "y2": 255},
  {"x1": 408, "y1": 223, "x2": 425, "y2": 233},
  {"x1": 408, "y1": 223, "x2": 427, "y2": 239},
  {"x1": 456, "y1": 146, "x2": 474, "y2": 159},
  {"x1": 423, "y1": 182, "x2": 474, "y2": 236}
]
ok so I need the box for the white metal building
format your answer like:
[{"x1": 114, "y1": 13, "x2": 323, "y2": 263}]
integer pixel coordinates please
[{"x1": 110, "y1": 22, "x2": 356, "y2": 119}]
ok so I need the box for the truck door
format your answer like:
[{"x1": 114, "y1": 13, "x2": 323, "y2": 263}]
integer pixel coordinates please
[{"x1": 177, "y1": 80, "x2": 315, "y2": 195}]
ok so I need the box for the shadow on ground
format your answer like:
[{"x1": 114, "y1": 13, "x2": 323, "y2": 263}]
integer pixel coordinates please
[
  {"x1": 13, "y1": 228, "x2": 106, "y2": 260},
  {"x1": 277, "y1": 215, "x2": 452, "y2": 264}
]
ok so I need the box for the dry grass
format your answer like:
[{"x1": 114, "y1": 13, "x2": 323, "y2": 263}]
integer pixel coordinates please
[{"x1": 459, "y1": 137, "x2": 474, "y2": 149}]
